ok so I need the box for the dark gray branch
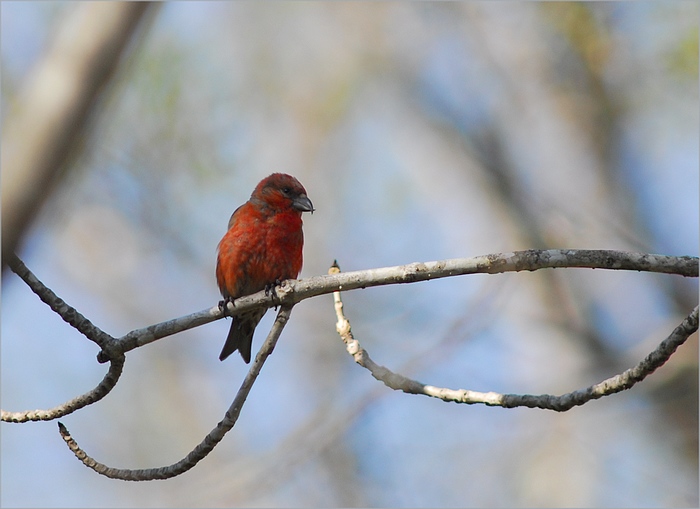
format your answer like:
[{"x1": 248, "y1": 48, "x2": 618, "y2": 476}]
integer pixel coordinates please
[
  {"x1": 2, "y1": 355, "x2": 125, "y2": 423},
  {"x1": 1, "y1": 256, "x2": 124, "y2": 423},
  {"x1": 8, "y1": 254, "x2": 114, "y2": 349},
  {"x1": 57, "y1": 306, "x2": 293, "y2": 481}
]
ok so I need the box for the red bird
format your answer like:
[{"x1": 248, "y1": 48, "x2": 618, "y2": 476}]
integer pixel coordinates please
[{"x1": 216, "y1": 173, "x2": 314, "y2": 363}]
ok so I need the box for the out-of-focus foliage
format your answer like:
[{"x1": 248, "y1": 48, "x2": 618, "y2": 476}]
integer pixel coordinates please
[{"x1": 2, "y1": 2, "x2": 697, "y2": 507}]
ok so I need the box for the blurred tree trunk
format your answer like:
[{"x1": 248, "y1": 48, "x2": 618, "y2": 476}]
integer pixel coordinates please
[{"x1": 2, "y1": 2, "x2": 156, "y2": 268}]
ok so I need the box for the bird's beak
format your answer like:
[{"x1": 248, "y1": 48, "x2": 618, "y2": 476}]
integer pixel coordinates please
[{"x1": 293, "y1": 194, "x2": 315, "y2": 214}]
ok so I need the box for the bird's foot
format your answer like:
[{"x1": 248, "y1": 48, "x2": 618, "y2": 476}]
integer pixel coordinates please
[
  {"x1": 265, "y1": 279, "x2": 283, "y2": 310},
  {"x1": 219, "y1": 296, "x2": 235, "y2": 317}
]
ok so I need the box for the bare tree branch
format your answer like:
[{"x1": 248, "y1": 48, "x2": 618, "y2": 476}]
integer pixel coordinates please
[
  {"x1": 330, "y1": 261, "x2": 699, "y2": 410},
  {"x1": 3, "y1": 249, "x2": 696, "y2": 479},
  {"x1": 57, "y1": 306, "x2": 294, "y2": 481},
  {"x1": 500, "y1": 306, "x2": 698, "y2": 409},
  {"x1": 97, "y1": 306, "x2": 220, "y2": 363},
  {"x1": 1, "y1": 354, "x2": 125, "y2": 423},
  {"x1": 1, "y1": 255, "x2": 125, "y2": 422},
  {"x1": 99, "y1": 250, "x2": 699, "y2": 361},
  {"x1": 7, "y1": 254, "x2": 114, "y2": 350}
]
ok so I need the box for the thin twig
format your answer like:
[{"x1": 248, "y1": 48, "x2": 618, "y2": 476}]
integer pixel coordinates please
[
  {"x1": 330, "y1": 261, "x2": 699, "y2": 411},
  {"x1": 58, "y1": 305, "x2": 294, "y2": 480},
  {"x1": 8, "y1": 254, "x2": 114, "y2": 350},
  {"x1": 2, "y1": 354, "x2": 125, "y2": 422},
  {"x1": 500, "y1": 305, "x2": 699, "y2": 410}
]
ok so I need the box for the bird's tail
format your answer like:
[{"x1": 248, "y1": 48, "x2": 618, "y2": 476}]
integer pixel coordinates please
[{"x1": 219, "y1": 309, "x2": 267, "y2": 363}]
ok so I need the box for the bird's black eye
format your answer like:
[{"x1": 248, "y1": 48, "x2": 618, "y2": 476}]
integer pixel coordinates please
[{"x1": 281, "y1": 187, "x2": 292, "y2": 195}]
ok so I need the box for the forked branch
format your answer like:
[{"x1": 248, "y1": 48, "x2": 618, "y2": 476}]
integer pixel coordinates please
[
  {"x1": 2, "y1": 250, "x2": 697, "y2": 480},
  {"x1": 57, "y1": 306, "x2": 293, "y2": 480}
]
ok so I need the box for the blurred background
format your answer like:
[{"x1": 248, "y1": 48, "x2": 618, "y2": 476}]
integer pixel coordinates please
[{"x1": 2, "y1": 2, "x2": 698, "y2": 507}]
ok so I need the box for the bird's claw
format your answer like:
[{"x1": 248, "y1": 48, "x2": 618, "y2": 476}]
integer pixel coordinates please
[
  {"x1": 219, "y1": 296, "x2": 235, "y2": 317},
  {"x1": 265, "y1": 279, "x2": 283, "y2": 310},
  {"x1": 264, "y1": 279, "x2": 283, "y2": 297}
]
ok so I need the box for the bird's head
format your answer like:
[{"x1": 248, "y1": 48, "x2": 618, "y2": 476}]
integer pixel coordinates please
[{"x1": 252, "y1": 173, "x2": 314, "y2": 214}]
